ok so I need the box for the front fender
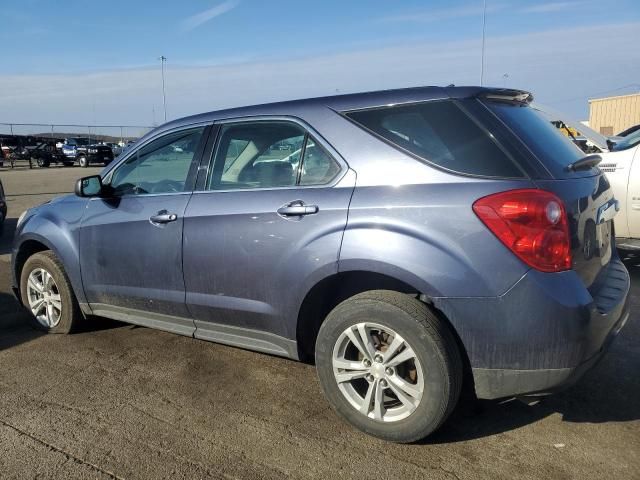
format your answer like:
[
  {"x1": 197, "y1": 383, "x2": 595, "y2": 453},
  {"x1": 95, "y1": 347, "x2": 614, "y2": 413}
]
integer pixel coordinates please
[{"x1": 13, "y1": 196, "x2": 88, "y2": 305}]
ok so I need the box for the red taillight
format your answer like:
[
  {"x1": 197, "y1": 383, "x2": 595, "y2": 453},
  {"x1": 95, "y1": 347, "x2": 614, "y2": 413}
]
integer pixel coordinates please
[{"x1": 473, "y1": 189, "x2": 571, "y2": 273}]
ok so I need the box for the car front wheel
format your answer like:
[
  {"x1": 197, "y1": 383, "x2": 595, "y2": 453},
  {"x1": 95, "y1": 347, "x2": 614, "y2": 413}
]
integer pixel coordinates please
[
  {"x1": 78, "y1": 155, "x2": 88, "y2": 168},
  {"x1": 20, "y1": 251, "x2": 81, "y2": 333},
  {"x1": 315, "y1": 290, "x2": 462, "y2": 443}
]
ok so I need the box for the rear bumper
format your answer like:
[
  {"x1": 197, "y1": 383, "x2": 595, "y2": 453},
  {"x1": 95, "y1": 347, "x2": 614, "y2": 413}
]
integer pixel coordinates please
[
  {"x1": 435, "y1": 257, "x2": 630, "y2": 400},
  {"x1": 472, "y1": 301, "x2": 629, "y2": 399}
]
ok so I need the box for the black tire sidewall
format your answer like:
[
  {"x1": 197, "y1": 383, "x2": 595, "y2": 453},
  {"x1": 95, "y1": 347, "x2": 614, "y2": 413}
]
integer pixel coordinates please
[
  {"x1": 20, "y1": 252, "x2": 76, "y2": 334},
  {"x1": 316, "y1": 298, "x2": 454, "y2": 443},
  {"x1": 78, "y1": 156, "x2": 88, "y2": 167}
]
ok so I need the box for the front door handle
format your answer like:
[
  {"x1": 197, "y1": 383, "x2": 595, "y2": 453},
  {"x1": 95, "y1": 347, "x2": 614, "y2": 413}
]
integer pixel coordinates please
[
  {"x1": 277, "y1": 203, "x2": 319, "y2": 217},
  {"x1": 149, "y1": 211, "x2": 178, "y2": 224}
]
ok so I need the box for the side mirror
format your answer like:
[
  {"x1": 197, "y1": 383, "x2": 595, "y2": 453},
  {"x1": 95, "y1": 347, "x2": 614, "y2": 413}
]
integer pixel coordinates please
[{"x1": 75, "y1": 175, "x2": 103, "y2": 197}]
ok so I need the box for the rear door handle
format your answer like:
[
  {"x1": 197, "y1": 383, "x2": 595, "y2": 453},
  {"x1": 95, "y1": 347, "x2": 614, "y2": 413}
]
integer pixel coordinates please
[
  {"x1": 149, "y1": 211, "x2": 178, "y2": 224},
  {"x1": 277, "y1": 203, "x2": 319, "y2": 217}
]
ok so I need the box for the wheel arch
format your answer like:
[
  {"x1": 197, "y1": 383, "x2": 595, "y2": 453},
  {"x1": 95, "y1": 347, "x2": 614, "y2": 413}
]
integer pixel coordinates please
[
  {"x1": 14, "y1": 238, "x2": 52, "y2": 291},
  {"x1": 295, "y1": 269, "x2": 471, "y2": 377},
  {"x1": 296, "y1": 270, "x2": 475, "y2": 400},
  {"x1": 14, "y1": 227, "x2": 86, "y2": 308}
]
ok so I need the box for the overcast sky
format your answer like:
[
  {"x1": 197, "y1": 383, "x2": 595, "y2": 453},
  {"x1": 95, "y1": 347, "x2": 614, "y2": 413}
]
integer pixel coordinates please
[{"x1": 1, "y1": 0, "x2": 639, "y2": 131}]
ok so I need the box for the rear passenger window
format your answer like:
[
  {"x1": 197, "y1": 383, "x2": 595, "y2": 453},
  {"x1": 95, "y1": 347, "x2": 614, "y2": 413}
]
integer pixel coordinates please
[
  {"x1": 346, "y1": 100, "x2": 524, "y2": 178},
  {"x1": 208, "y1": 121, "x2": 340, "y2": 190},
  {"x1": 299, "y1": 138, "x2": 341, "y2": 186}
]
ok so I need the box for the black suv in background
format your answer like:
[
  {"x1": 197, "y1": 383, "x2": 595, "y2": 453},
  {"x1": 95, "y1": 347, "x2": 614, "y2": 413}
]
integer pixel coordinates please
[{"x1": 61, "y1": 138, "x2": 114, "y2": 167}]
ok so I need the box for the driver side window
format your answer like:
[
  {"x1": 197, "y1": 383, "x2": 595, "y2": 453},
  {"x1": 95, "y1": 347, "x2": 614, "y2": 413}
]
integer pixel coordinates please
[{"x1": 110, "y1": 127, "x2": 205, "y2": 196}]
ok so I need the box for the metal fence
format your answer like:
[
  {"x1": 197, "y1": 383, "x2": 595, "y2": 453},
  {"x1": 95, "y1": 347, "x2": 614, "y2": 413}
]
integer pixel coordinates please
[{"x1": 0, "y1": 123, "x2": 153, "y2": 143}]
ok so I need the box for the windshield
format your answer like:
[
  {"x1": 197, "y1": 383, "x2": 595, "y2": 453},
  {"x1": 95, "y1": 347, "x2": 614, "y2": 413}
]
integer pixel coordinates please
[
  {"x1": 612, "y1": 129, "x2": 640, "y2": 151},
  {"x1": 71, "y1": 138, "x2": 92, "y2": 146}
]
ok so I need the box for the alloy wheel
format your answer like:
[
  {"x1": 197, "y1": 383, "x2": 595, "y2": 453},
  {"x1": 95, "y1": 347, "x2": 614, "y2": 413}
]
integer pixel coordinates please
[
  {"x1": 332, "y1": 322, "x2": 424, "y2": 422},
  {"x1": 26, "y1": 268, "x2": 62, "y2": 328}
]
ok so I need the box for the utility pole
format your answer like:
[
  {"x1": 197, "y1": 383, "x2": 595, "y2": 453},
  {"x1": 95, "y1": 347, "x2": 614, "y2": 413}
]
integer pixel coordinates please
[
  {"x1": 480, "y1": 0, "x2": 487, "y2": 86},
  {"x1": 159, "y1": 55, "x2": 167, "y2": 122}
]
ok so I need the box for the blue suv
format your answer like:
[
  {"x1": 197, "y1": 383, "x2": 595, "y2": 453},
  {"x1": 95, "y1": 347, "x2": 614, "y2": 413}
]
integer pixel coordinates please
[{"x1": 12, "y1": 87, "x2": 630, "y2": 442}]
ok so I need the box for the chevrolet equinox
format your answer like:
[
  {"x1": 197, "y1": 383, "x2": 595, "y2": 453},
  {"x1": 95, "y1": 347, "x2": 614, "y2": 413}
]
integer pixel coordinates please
[{"x1": 12, "y1": 86, "x2": 630, "y2": 442}]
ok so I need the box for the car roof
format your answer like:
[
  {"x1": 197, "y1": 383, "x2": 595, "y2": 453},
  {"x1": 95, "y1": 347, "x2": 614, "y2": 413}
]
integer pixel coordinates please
[{"x1": 148, "y1": 86, "x2": 531, "y2": 137}]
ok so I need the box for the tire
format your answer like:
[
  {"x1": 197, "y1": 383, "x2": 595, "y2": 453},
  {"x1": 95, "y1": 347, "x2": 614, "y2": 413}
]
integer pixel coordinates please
[
  {"x1": 37, "y1": 158, "x2": 50, "y2": 168},
  {"x1": 315, "y1": 290, "x2": 462, "y2": 443},
  {"x1": 20, "y1": 251, "x2": 82, "y2": 334},
  {"x1": 78, "y1": 155, "x2": 88, "y2": 168}
]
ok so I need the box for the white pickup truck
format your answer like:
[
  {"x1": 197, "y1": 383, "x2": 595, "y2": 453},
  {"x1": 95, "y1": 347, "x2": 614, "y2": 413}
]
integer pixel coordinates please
[{"x1": 534, "y1": 105, "x2": 640, "y2": 253}]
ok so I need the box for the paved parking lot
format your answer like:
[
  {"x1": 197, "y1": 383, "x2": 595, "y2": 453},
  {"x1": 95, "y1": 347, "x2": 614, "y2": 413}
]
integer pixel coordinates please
[{"x1": 0, "y1": 166, "x2": 638, "y2": 479}]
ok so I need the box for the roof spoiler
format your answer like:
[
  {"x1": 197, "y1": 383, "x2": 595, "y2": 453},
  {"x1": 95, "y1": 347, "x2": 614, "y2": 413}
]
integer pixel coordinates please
[{"x1": 478, "y1": 88, "x2": 533, "y2": 104}]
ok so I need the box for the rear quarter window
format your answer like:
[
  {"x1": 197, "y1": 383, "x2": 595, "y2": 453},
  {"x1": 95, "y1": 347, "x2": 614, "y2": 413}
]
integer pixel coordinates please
[{"x1": 345, "y1": 100, "x2": 525, "y2": 178}]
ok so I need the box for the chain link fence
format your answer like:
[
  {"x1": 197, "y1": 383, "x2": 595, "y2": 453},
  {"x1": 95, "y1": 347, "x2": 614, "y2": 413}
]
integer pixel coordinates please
[
  {"x1": 0, "y1": 123, "x2": 154, "y2": 169},
  {"x1": 0, "y1": 123, "x2": 153, "y2": 144}
]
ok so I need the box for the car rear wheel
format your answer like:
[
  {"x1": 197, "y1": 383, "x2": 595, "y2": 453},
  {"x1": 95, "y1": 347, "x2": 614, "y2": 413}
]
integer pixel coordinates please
[
  {"x1": 315, "y1": 290, "x2": 462, "y2": 443},
  {"x1": 20, "y1": 251, "x2": 81, "y2": 334},
  {"x1": 37, "y1": 158, "x2": 50, "y2": 168},
  {"x1": 78, "y1": 155, "x2": 88, "y2": 168}
]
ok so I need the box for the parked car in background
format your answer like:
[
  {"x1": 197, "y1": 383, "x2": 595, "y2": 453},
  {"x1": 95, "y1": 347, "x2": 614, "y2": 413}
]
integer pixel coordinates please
[
  {"x1": 4, "y1": 146, "x2": 33, "y2": 169},
  {"x1": 12, "y1": 86, "x2": 629, "y2": 443},
  {"x1": 538, "y1": 107, "x2": 640, "y2": 253},
  {"x1": 115, "y1": 140, "x2": 137, "y2": 158},
  {"x1": 0, "y1": 177, "x2": 6, "y2": 236},
  {"x1": 27, "y1": 141, "x2": 74, "y2": 168},
  {"x1": 617, "y1": 124, "x2": 640, "y2": 137},
  {"x1": 104, "y1": 142, "x2": 123, "y2": 157},
  {"x1": 596, "y1": 130, "x2": 640, "y2": 251},
  {"x1": 61, "y1": 137, "x2": 114, "y2": 167}
]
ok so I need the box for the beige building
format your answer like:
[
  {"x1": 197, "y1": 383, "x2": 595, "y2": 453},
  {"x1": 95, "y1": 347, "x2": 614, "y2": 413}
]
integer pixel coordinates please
[{"x1": 588, "y1": 92, "x2": 640, "y2": 136}]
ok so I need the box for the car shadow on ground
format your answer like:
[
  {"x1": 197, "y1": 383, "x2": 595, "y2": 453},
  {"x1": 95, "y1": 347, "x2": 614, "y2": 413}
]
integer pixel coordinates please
[
  {"x1": 425, "y1": 350, "x2": 639, "y2": 445},
  {"x1": 0, "y1": 287, "x2": 125, "y2": 351},
  {"x1": 0, "y1": 290, "x2": 44, "y2": 351},
  {"x1": 0, "y1": 314, "x2": 127, "y2": 352}
]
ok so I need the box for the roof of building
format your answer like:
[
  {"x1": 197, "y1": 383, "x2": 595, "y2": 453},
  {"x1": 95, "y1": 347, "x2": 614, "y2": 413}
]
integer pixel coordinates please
[{"x1": 588, "y1": 92, "x2": 640, "y2": 103}]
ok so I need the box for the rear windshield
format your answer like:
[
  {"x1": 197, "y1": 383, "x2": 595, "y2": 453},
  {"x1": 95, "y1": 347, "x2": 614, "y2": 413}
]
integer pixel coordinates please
[
  {"x1": 346, "y1": 100, "x2": 524, "y2": 178},
  {"x1": 486, "y1": 102, "x2": 590, "y2": 178}
]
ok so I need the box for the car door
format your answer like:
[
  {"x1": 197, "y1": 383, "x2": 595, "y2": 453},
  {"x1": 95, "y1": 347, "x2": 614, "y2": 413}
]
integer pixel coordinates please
[
  {"x1": 182, "y1": 119, "x2": 355, "y2": 350},
  {"x1": 79, "y1": 125, "x2": 209, "y2": 335}
]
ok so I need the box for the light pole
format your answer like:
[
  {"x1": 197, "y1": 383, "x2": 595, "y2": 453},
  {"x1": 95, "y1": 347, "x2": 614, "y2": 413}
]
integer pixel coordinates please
[
  {"x1": 158, "y1": 55, "x2": 167, "y2": 122},
  {"x1": 480, "y1": 0, "x2": 486, "y2": 86},
  {"x1": 502, "y1": 73, "x2": 509, "y2": 88}
]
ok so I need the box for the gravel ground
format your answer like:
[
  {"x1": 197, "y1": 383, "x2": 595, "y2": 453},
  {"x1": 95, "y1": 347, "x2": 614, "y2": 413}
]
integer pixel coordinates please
[{"x1": 0, "y1": 166, "x2": 638, "y2": 479}]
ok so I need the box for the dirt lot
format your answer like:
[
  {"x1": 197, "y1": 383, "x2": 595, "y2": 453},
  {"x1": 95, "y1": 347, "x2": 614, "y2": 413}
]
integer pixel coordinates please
[{"x1": 0, "y1": 166, "x2": 638, "y2": 479}]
